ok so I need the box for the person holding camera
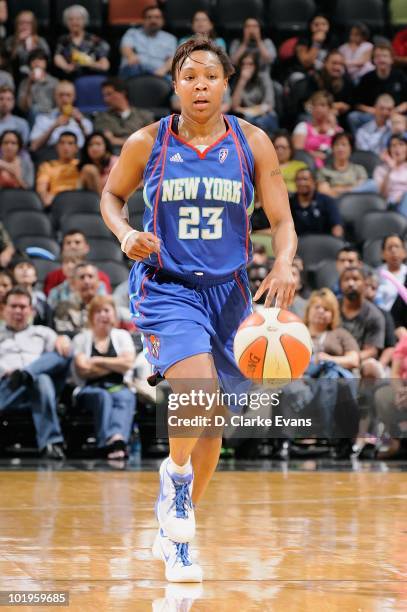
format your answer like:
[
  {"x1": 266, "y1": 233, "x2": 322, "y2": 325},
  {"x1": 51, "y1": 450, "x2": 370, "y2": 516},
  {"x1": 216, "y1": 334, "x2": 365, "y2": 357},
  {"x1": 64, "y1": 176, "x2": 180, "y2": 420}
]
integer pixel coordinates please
[
  {"x1": 17, "y1": 49, "x2": 58, "y2": 120},
  {"x1": 229, "y1": 18, "x2": 276, "y2": 73}
]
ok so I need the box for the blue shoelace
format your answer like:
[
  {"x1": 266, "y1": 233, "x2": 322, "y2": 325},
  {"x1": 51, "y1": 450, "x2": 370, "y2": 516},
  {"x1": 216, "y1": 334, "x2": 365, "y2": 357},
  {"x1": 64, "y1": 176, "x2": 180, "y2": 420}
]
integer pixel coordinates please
[
  {"x1": 171, "y1": 481, "x2": 192, "y2": 519},
  {"x1": 175, "y1": 542, "x2": 192, "y2": 566}
]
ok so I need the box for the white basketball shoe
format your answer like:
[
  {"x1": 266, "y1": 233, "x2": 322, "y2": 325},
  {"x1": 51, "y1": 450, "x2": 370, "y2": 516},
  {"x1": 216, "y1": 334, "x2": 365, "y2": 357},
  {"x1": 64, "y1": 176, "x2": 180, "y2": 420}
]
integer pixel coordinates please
[
  {"x1": 156, "y1": 457, "x2": 195, "y2": 543},
  {"x1": 152, "y1": 528, "x2": 203, "y2": 583}
]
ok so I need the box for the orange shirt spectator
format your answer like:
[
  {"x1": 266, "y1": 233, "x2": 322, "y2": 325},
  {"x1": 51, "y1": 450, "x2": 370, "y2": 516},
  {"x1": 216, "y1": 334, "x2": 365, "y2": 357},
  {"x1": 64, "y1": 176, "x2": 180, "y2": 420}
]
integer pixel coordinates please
[{"x1": 36, "y1": 131, "x2": 79, "y2": 207}]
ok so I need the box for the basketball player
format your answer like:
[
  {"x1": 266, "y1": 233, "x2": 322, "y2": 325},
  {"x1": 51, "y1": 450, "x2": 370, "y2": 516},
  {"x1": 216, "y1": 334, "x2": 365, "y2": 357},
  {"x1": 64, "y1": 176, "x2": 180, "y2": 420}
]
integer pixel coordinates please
[{"x1": 101, "y1": 38, "x2": 297, "y2": 582}]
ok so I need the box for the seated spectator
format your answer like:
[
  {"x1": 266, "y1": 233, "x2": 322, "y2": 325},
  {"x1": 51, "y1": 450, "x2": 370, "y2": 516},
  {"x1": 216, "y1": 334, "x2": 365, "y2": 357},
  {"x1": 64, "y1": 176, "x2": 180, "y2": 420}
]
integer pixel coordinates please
[
  {"x1": 0, "y1": 287, "x2": 70, "y2": 459},
  {"x1": 5, "y1": 11, "x2": 50, "y2": 77},
  {"x1": 53, "y1": 262, "x2": 101, "y2": 337},
  {"x1": 179, "y1": 11, "x2": 226, "y2": 49},
  {"x1": 30, "y1": 80, "x2": 92, "y2": 152},
  {"x1": 0, "y1": 130, "x2": 34, "y2": 188},
  {"x1": 78, "y1": 132, "x2": 117, "y2": 195},
  {"x1": 44, "y1": 230, "x2": 111, "y2": 296},
  {"x1": 292, "y1": 91, "x2": 342, "y2": 168},
  {"x1": 0, "y1": 45, "x2": 15, "y2": 90},
  {"x1": 289, "y1": 167, "x2": 344, "y2": 237},
  {"x1": 390, "y1": 112, "x2": 407, "y2": 141},
  {"x1": 355, "y1": 94, "x2": 394, "y2": 155},
  {"x1": 94, "y1": 78, "x2": 153, "y2": 148},
  {"x1": 17, "y1": 50, "x2": 59, "y2": 119},
  {"x1": 54, "y1": 4, "x2": 110, "y2": 79},
  {"x1": 0, "y1": 86, "x2": 29, "y2": 144},
  {"x1": 349, "y1": 43, "x2": 407, "y2": 133},
  {"x1": 375, "y1": 235, "x2": 407, "y2": 312},
  {"x1": 304, "y1": 287, "x2": 359, "y2": 371},
  {"x1": 119, "y1": 6, "x2": 177, "y2": 79},
  {"x1": 290, "y1": 262, "x2": 307, "y2": 319},
  {"x1": 229, "y1": 17, "x2": 276, "y2": 72},
  {"x1": 72, "y1": 295, "x2": 136, "y2": 459},
  {"x1": 231, "y1": 52, "x2": 278, "y2": 134},
  {"x1": 331, "y1": 245, "x2": 362, "y2": 298},
  {"x1": 338, "y1": 23, "x2": 374, "y2": 84},
  {"x1": 272, "y1": 131, "x2": 307, "y2": 193},
  {"x1": 11, "y1": 258, "x2": 52, "y2": 326},
  {"x1": 373, "y1": 135, "x2": 407, "y2": 211},
  {"x1": 0, "y1": 220, "x2": 15, "y2": 268},
  {"x1": 317, "y1": 132, "x2": 367, "y2": 197},
  {"x1": 0, "y1": 1, "x2": 7, "y2": 41},
  {"x1": 374, "y1": 334, "x2": 407, "y2": 459},
  {"x1": 364, "y1": 270, "x2": 397, "y2": 373},
  {"x1": 392, "y1": 27, "x2": 407, "y2": 69},
  {"x1": 295, "y1": 14, "x2": 333, "y2": 74},
  {"x1": 310, "y1": 50, "x2": 355, "y2": 121},
  {"x1": 0, "y1": 270, "x2": 13, "y2": 324},
  {"x1": 339, "y1": 266, "x2": 386, "y2": 378},
  {"x1": 36, "y1": 131, "x2": 80, "y2": 208}
]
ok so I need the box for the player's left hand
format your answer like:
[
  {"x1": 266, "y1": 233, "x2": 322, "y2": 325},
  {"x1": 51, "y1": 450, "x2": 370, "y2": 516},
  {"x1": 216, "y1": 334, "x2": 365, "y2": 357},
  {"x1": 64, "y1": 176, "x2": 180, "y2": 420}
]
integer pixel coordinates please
[{"x1": 253, "y1": 259, "x2": 296, "y2": 309}]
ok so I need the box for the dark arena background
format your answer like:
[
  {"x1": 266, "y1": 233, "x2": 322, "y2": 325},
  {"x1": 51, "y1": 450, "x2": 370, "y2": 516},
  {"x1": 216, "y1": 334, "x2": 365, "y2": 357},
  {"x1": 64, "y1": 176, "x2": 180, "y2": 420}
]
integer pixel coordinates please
[{"x1": 0, "y1": 1, "x2": 407, "y2": 610}]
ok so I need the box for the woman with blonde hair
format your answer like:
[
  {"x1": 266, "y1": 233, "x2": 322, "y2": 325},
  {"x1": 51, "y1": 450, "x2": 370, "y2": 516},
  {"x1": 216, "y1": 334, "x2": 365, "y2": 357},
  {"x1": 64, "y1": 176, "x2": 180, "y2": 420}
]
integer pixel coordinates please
[
  {"x1": 292, "y1": 90, "x2": 342, "y2": 168},
  {"x1": 304, "y1": 288, "x2": 359, "y2": 370},
  {"x1": 72, "y1": 295, "x2": 136, "y2": 460},
  {"x1": 6, "y1": 11, "x2": 49, "y2": 75}
]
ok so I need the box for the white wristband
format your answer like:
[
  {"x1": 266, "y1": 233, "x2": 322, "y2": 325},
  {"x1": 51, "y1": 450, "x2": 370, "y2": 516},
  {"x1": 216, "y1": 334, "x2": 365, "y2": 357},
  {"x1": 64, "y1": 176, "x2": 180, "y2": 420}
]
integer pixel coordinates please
[{"x1": 120, "y1": 229, "x2": 139, "y2": 253}]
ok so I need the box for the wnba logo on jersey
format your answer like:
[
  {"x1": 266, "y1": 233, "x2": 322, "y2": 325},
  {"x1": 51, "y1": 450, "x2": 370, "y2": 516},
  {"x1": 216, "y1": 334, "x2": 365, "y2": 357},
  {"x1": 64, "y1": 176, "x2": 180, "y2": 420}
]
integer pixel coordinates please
[
  {"x1": 149, "y1": 334, "x2": 160, "y2": 359},
  {"x1": 219, "y1": 148, "x2": 228, "y2": 164}
]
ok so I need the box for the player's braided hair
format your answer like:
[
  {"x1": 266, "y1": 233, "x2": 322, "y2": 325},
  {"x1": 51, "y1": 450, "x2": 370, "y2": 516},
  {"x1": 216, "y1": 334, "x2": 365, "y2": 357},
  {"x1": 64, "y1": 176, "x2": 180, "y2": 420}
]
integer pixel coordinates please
[{"x1": 171, "y1": 36, "x2": 235, "y2": 81}]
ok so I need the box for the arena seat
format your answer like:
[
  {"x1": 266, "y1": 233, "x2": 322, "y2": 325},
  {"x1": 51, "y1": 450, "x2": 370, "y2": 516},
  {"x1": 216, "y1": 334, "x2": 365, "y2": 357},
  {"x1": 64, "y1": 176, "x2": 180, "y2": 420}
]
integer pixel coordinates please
[
  {"x1": 126, "y1": 76, "x2": 172, "y2": 119},
  {"x1": 97, "y1": 260, "x2": 129, "y2": 288},
  {"x1": 30, "y1": 257, "x2": 60, "y2": 285},
  {"x1": 267, "y1": 0, "x2": 316, "y2": 33},
  {"x1": 332, "y1": 0, "x2": 385, "y2": 30},
  {"x1": 51, "y1": 191, "x2": 101, "y2": 230},
  {"x1": 355, "y1": 211, "x2": 407, "y2": 243},
  {"x1": 350, "y1": 150, "x2": 381, "y2": 178},
  {"x1": 5, "y1": 211, "x2": 52, "y2": 239},
  {"x1": 8, "y1": 0, "x2": 50, "y2": 28},
  {"x1": 55, "y1": 0, "x2": 103, "y2": 28},
  {"x1": 337, "y1": 193, "x2": 387, "y2": 242},
  {"x1": 127, "y1": 189, "x2": 145, "y2": 214},
  {"x1": 297, "y1": 234, "x2": 345, "y2": 269},
  {"x1": 88, "y1": 238, "x2": 123, "y2": 263},
  {"x1": 62, "y1": 213, "x2": 114, "y2": 240},
  {"x1": 75, "y1": 76, "x2": 107, "y2": 114},
  {"x1": 15, "y1": 236, "x2": 60, "y2": 258},
  {"x1": 164, "y1": 0, "x2": 212, "y2": 35},
  {"x1": 310, "y1": 259, "x2": 338, "y2": 290},
  {"x1": 292, "y1": 149, "x2": 317, "y2": 172},
  {"x1": 108, "y1": 0, "x2": 153, "y2": 26},
  {"x1": 215, "y1": 0, "x2": 264, "y2": 35},
  {"x1": 0, "y1": 189, "x2": 43, "y2": 220},
  {"x1": 362, "y1": 239, "x2": 383, "y2": 268}
]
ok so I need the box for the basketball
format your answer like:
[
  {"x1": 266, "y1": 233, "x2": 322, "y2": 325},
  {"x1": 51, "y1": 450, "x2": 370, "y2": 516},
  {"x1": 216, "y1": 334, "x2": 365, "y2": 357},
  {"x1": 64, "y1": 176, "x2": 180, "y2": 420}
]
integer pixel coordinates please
[{"x1": 234, "y1": 307, "x2": 312, "y2": 383}]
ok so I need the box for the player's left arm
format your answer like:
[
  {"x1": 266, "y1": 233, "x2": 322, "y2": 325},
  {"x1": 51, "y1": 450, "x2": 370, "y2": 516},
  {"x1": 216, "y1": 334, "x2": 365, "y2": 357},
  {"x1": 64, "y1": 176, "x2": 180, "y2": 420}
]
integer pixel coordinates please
[{"x1": 245, "y1": 122, "x2": 298, "y2": 308}]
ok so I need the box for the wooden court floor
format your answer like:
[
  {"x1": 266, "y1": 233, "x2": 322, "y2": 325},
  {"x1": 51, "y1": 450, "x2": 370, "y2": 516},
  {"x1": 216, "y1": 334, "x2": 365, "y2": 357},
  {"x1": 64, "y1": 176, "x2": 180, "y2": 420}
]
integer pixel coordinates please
[{"x1": 0, "y1": 470, "x2": 406, "y2": 611}]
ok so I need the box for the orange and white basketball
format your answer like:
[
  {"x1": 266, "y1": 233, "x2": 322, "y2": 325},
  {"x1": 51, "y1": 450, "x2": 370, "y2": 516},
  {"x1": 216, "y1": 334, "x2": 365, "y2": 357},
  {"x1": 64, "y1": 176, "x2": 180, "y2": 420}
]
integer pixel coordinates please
[{"x1": 233, "y1": 308, "x2": 312, "y2": 383}]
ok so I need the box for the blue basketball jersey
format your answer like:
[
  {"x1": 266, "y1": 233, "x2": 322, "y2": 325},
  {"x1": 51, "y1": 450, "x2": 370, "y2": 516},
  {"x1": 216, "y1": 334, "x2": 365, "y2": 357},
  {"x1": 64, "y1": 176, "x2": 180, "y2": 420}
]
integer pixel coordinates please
[{"x1": 141, "y1": 114, "x2": 255, "y2": 280}]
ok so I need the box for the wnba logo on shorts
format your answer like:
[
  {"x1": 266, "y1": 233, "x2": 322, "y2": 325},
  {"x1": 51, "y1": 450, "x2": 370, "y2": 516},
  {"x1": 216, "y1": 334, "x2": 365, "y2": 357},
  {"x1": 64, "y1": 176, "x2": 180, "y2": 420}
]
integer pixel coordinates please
[
  {"x1": 219, "y1": 148, "x2": 228, "y2": 164},
  {"x1": 149, "y1": 335, "x2": 160, "y2": 359}
]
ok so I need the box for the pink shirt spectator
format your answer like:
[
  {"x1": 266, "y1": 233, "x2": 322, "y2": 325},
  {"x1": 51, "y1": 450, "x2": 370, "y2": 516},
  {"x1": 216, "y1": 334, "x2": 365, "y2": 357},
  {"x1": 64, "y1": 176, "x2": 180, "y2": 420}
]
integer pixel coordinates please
[
  {"x1": 373, "y1": 162, "x2": 407, "y2": 203},
  {"x1": 393, "y1": 335, "x2": 407, "y2": 380},
  {"x1": 293, "y1": 121, "x2": 342, "y2": 168}
]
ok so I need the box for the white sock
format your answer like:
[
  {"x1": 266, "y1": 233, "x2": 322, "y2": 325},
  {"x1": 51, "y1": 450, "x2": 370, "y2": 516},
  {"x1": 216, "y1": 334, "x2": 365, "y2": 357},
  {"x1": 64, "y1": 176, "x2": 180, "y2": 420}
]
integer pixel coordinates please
[{"x1": 168, "y1": 456, "x2": 192, "y2": 475}]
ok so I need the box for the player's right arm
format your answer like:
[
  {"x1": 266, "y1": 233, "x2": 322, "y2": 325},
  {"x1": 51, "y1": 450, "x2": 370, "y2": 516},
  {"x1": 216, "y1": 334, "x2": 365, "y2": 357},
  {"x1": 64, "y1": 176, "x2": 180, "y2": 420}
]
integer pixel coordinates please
[{"x1": 100, "y1": 124, "x2": 161, "y2": 261}]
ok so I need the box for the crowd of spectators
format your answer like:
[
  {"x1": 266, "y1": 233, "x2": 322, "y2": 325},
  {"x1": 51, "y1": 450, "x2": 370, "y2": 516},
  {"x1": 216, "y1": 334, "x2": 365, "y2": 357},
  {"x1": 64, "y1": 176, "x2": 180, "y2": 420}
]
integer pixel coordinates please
[{"x1": 0, "y1": 2, "x2": 406, "y2": 461}]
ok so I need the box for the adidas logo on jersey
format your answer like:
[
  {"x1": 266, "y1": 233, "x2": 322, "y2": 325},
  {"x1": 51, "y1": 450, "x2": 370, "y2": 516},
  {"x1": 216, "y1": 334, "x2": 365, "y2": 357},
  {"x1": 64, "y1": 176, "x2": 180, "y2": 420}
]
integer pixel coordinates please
[{"x1": 170, "y1": 152, "x2": 184, "y2": 163}]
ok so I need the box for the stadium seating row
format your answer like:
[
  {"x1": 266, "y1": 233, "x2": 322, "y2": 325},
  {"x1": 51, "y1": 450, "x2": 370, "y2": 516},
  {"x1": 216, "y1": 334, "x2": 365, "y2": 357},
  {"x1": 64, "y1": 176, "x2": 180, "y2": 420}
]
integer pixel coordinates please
[{"x1": 7, "y1": 0, "x2": 407, "y2": 33}]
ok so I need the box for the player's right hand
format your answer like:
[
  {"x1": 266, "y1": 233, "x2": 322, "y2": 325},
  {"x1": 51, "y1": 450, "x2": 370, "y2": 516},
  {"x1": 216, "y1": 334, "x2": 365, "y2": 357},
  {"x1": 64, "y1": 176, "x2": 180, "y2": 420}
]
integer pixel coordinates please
[{"x1": 124, "y1": 231, "x2": 161, "y2": 261}]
